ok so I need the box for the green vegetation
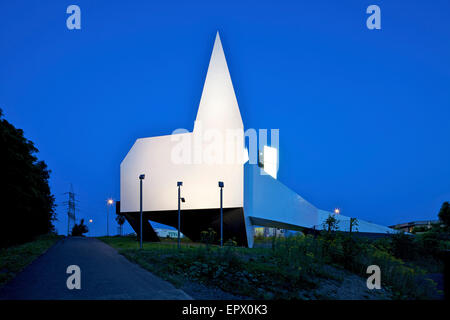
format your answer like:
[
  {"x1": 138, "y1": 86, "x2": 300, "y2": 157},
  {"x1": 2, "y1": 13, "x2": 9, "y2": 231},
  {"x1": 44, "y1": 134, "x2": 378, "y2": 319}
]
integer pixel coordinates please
[
  {"x1": 310, "y1": 231, "x2": 444, "y2": 299},
  {"x1": 71, "y1": 219, "x2": 89, "y2": 236},
  {"x1": 116, "y1": 213, "x2": 126, "y2": 236},
  {"x1": 101, "y1": 203, "x2": 450, "y2": 300},
  {"x1": 0, "y1": 109, "x2": 56, "y2": 248},
  {"x1": 101, "y1": 224, "x2": 448, "y2": 299},
  {"x1": 0, "y1": 233, "x2": 61, "y2": 287},
  {"x1": 101, "y1": 236, "x2": 322, "y2": 299},
  {"x1": 438, "y1": 201, "x2": 450, "y2": 230}
]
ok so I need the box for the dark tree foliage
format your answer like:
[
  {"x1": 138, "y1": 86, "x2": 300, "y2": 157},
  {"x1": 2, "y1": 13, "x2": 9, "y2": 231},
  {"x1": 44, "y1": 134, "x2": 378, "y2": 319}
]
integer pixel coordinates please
[
  {"x1": 71, "y1": 219, "x2": 88, "y2": 236},
  {"x1": 116, "y1": 213, "x2": 125, "y2": 236},
  {"x1": 438, "y1": 201, "x2": 450, "y2": 229},
  {"x1": 200, "y1": 228, "x2": 217, "y2": 247},
  {"x1": 115, "y1": 213, "x2": 125, "y2": 227},
  {"x1": 390, "y1": 232, "x2": 416, "y2": 260},
  {"x1": 323, "y1": 214, "x2": 339, "y2": 233},
  {"x1": 0, "y1": 109, "x2": 56, "y2": 247}
]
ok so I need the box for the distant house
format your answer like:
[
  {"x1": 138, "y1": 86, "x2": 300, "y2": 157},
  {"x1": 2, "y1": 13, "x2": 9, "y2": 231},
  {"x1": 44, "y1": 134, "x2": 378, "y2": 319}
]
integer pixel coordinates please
[{"x1": 389, "y1": 220, "x2": 440, "y2": 233}]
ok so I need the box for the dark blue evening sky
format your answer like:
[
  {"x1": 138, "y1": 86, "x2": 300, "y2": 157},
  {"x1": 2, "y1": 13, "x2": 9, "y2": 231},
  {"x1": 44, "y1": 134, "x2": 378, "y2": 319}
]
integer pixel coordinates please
[{"x1": 1, "y1": 0, "x2": 449, "y2": 236}]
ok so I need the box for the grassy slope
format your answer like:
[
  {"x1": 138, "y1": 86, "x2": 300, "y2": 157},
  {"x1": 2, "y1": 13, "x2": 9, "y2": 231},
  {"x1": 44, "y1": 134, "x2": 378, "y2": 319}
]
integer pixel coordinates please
[
  {"x1": 100, "y1": 236, "x2": 394, "y2": 300},
  {"x1": 0, "y1": 233, "x2": 62, "y2": 287}
]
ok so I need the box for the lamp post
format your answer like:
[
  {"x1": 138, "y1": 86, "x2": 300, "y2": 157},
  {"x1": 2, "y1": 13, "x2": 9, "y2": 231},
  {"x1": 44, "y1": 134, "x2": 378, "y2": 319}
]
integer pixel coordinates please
[
  {"x1": 88, "y1": 219, "x2": 93, "y2": 237},
  {"x1": 218, "y1": 181, "x2": 224, "y2": 247},
  {"x1": 177, "y1": 182, "x2": 185, "y2": 249},
  {"x1": 107, "y1": 198, "x2": 114, "y2": 236},
  {"x1": 139, "y1": 174, "x2": 145, "y2": 249}
]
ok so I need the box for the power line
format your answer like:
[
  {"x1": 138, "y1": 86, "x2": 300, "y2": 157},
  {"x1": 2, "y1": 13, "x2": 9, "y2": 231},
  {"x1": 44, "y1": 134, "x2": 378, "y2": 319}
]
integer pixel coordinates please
[{"x1": 62, "y1": 184, "x2": 78, "y2": 236}]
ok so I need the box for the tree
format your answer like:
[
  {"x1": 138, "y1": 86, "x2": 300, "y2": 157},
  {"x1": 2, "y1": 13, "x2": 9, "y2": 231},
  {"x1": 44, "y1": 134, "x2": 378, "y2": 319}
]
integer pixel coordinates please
[
  {"x1": 0, "y1": 109, "x2": 56, "y2": 247},
  {"x1": 71, "y1": 219, "x2": 88, "y2": 236},
  {"x1": 438, "y1": 201, "x2": 450, "y2": 229},
  {"x1": 323, "y1": 214, "x2": 339, "y2": 233},
  {"x1": 350, "y1": 217, "x2": 359, "y2": 233},
  {"x1": 116, "y1": 213, "x2": 126, "y2": 236}
]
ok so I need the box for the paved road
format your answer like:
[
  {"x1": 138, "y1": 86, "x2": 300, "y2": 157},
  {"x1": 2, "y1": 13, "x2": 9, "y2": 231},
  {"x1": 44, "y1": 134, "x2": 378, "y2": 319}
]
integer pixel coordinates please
[{"x1": 0, "y1": 237, "x2": 192, "y2": 300}]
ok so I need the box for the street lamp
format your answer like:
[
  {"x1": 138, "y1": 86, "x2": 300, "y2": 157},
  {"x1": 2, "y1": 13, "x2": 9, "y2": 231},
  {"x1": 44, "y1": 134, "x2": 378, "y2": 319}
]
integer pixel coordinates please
[
  {"x1": 88, "y1": 219, "x2": 93, "y2": 237},
  {"x1": 177, "y1": 181, "x2": 185, "y2": 249},
  {"x1": 218, "y1": 181, "x2": 224, "y2": 247},
  {"x1": 139, "y1": 174, "x2": 145, "y2": 249},
  {"x1": 334, "y1": 208, "x2": 340, "y2": 215},
  {"x1": 106, "y1": 198, "x2": 114, "y2": 236}
]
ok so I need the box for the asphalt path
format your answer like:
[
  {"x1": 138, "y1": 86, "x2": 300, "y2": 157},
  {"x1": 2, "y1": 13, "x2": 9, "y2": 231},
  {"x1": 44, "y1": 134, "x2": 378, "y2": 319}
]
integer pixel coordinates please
[{"x1": 0, "y1": 237, "x2": 192, "y2": 300}]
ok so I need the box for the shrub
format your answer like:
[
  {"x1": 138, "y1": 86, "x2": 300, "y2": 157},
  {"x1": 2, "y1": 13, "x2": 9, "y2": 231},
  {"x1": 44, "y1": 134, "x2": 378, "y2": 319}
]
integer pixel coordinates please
[
  {"x1": 200, "y1": 228, "x2": 216, "y2": 248},
  {"x1": 391, "y1": 232, "x2": 417, "y2": 260},
  {"x1": 71, "y1": 219, "x2": 88, "y2": 236},
  {"x1": 276, "y1": 232, "x2": 440, "y2": 299}
]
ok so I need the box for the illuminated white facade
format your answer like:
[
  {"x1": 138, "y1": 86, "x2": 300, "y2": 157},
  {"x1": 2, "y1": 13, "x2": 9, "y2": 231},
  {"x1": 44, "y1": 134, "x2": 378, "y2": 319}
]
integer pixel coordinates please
[
  {"x1": 120, "y1": 32, "x2": 396, "y2": 247},
  {"x1": 120, "y1": 33, "x2": 243, "y2": 214}
]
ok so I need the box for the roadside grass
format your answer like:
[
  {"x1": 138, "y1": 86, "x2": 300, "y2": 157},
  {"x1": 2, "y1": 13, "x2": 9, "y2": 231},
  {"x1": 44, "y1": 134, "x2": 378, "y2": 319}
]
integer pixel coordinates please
[
  {"x1": 100, "y1": 233, "x2": 441, "y2": 300},
  {"x1": 100, "y1": 236, "x2": 342, "y2": 299},
  {"x1": 0, "y1": 233, "x2": 62, "y2": 287}
]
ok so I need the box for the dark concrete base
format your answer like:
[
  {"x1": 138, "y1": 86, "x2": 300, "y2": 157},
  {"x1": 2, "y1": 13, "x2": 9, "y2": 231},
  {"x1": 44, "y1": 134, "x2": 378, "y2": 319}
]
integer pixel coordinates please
[
  {"x1": 122, "y1": 207, "x2": 248, "y2": 247},
  {"x1": 123, "y1": 212, "x2": 160, "y2": 242}
]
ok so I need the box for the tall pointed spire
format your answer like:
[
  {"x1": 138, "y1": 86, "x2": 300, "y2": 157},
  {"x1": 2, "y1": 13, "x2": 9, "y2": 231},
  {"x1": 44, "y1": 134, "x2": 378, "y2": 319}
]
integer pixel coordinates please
[{"x1": 194, "y1": 32, "x2": 243, "y2": 132}]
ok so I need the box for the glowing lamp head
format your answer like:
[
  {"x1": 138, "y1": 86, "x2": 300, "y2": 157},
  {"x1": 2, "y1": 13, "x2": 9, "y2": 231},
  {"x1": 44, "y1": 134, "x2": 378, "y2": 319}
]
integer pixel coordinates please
[
  {"x1": 107, "y1": 199, "x2": 114, "y2": 206},
  {"x1": 89, "y1": 219, "x2": 93, "y2": 223},
  {"x1": 334, "y1": 208, "x2": 340, "y2": 215}
]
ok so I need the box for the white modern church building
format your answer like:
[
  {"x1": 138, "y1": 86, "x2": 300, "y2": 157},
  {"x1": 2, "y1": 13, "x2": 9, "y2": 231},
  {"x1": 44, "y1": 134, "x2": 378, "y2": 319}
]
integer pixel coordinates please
[{"x1": 118, "y1": 32, "x2": 395, "y2": 247}]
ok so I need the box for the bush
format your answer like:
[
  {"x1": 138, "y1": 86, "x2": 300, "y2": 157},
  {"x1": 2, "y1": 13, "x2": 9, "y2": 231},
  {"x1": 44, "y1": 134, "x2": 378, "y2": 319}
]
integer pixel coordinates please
[
  {"x1": 71, "y1": 219, "x2": 88, "y2": 236},
  {"x1": 271, "y1": 232, "x2": 440, "y2": 299},
  {"x1": 391, "y1": 232, "x2": 416, "y2": 260},
  {"x1": 200, "y1": 228, "x2": 217, "y2": 248},
  {"x1": 360, "y1": 244, "x2": 437, "y2": 299}
]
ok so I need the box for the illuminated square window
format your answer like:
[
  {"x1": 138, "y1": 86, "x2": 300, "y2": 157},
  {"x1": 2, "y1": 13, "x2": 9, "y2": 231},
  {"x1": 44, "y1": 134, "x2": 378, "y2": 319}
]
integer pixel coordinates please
[{"x1": 263, "y1": 145, "x2": 278, "y2": 179}]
